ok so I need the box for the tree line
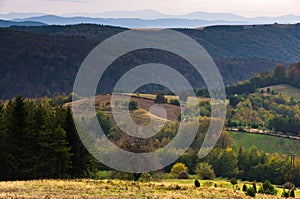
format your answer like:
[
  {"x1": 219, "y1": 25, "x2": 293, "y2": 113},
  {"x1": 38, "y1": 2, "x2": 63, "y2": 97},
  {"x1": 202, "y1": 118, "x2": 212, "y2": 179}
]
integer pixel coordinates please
[
  {"x1": 100, "y1": 112, "x2": 300, "y2": 186},
  {"x1": 1, "y1": 95, "x2": 299, "y2": 187},
  {"x1": 169, "y1": 131, "x2": 300, "y2": 186},
  {"x1": 0, "y1": 96, "x2": 97, "y2": 180},
  {"x1": 226, "y1": 61, "x2": 300, "y2": 97},
  {"x1": 227, "y1": 92, "x2": 300, "y2": 135}
]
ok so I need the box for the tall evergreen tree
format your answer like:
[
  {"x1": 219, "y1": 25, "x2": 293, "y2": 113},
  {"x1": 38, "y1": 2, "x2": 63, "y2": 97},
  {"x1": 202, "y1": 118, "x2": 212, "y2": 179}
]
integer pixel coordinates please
[
  {"x1": 4, "y1": 96, "x2": 34, "y2": 179},
  {"x1": 49, "y1": 125, "x2": 71, "y2": 178},
  {"x1": 0, "y1": 102, "x2": 9, "y2": 179},
  {"x1": 63, "y1": 107, "x2": 96, "y2": 177},
  {"x1": 31, "y1": 104, "x2": 53, "y2": 178}
]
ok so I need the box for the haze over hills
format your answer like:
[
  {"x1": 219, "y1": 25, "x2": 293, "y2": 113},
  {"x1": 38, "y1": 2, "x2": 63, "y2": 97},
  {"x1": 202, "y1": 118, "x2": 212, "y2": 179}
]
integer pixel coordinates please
[
  {"x1": 0, "y1": 23, "x2": 299, "y2": 99},
  {"x1": 10, "y1": 15, "x2": 249, "y2": 28},
  {"x1": 0, "y1": 12, "x2": 46, "y2": 20},
  {"x1": 1, "y1": 10, "x2": 300, "y2": 28},
  {"x1": 61, "y1": 9, "x2": 248, "y2": 21},
  {"x1": 0, "y1": 19, "x2": 46, "y2": 27}
]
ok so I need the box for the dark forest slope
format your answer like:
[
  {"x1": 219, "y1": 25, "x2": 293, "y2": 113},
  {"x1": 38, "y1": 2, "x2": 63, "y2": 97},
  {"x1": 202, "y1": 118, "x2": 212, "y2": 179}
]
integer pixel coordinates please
[{"x1": 0, "y1": 24, "x2": 299, "y2": 99}]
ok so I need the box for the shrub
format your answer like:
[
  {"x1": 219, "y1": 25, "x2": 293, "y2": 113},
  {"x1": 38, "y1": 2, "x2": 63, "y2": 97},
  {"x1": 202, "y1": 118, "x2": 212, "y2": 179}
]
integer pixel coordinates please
[
  {"x1": 171, "y1": 162, "x2": 188, "y2": 176},
  {"x1": 94, "y1": 171, "x2": 111, "y2": 180},
  {"x1": 194, "y1": 179, "x2": 200, "y2": 188},
  {"x1": 230, "y1": 178, "x2": 238, "y2": 189},
  {"x1": 262, "y1": 180, "x2": 276, "y2": 195},
  {"x1": 196, "y1": 162, "x2": 216, "y2": 180},
  {"x1": 128, "y1": 100, "x2": 138, "y2": 110},
  {"x1": 246, "y1": 187, "x2": 256, "y2": 197},
  {"x1": 178, "y1": 171, "x2": 189, "y2": 179},
  {"x1": 253, "y1": 182, "x2": 257, "y2": 193},
  {"x1": 177, "y1": 113, "x2": 182, "y2": 121},
  {"x1": 154, "y1": 93, "x2": 167, "y2": 104},
  {"x1": 259, "y1": 180, "x2": 277, "y2": 195},
  {"x1": 281, "y1": 189, "x2": 289, "y2": 198},
  {"x1": 290, "y1": 188, "x2": 295, "y2": 197},
  {"x1": 258, "y1": 188, "x2": 263, "y2": 194},
  {"x1": 242, "y1": 184, "x2": 247, "y2": 192},
  {"x1": 169, "y1": 99, "x2": 180, "y2": 106},
  {"x1": 271, "y1": 90, "x2": 275, "y2": 95}
]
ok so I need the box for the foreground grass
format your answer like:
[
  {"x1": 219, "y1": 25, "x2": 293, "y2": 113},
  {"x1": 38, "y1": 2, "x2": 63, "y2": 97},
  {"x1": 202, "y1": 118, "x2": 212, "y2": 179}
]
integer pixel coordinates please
[
  {"x1": 228, "y1": 131, "x2": 300, "y2": 157},
  {"x1": 0, "y1": 179, "x2": 295, "y2": 198}
]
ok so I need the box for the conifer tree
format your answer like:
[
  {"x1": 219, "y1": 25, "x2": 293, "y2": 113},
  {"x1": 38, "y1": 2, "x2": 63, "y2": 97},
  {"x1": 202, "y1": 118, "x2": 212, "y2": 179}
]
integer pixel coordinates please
[
  {"x1": 49, "y1": 126, "x2": 71, "y2": 178},
  {"x1": 63, "y1": 107, "x2": 96, "y2": 177},
  {"x1": 5, "y1": 96, "x2": 32, "y2": 179}
]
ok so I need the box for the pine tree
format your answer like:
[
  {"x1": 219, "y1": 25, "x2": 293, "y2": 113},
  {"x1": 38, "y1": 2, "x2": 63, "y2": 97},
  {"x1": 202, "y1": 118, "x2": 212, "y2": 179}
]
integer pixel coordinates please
[
  {"x1": 0, "y1": 102, "x2": 9, "y2": 180},
  {"x1": 242, "y1": 184, "x2": 247, "y2": 192},
  {"x1": 194, "y1": 179, "x2": 200, "y2": 188},
  {"x1": 4, "y1": 96, "x2": 33, "y2": 179},
  {"x1": 290, "y1": 188, "x2": 295, "y2": 197},
  {"x1": 63, "y1": 107, "x2": 96, "y2": 177},
  {"x1": 49, "y1": 126, "x2": 71, "y2": 178},
  {"x1": 31, "y1": 104, "x2": 53, "y2": 178},
  {"x1": 253, "y1": 182, "x2": 257, "y2": 193}
]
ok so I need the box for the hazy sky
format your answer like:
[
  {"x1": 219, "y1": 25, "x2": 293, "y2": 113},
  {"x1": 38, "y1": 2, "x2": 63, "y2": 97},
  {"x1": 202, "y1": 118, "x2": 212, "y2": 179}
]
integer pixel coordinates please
[{"x1": 0, "y1": 0, "x2": 300, "y2": 17}]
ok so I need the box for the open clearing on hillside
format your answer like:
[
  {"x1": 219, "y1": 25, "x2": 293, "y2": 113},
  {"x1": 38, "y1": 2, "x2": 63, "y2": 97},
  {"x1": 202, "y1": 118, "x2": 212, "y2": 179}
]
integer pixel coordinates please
[
  {"x1": 69, "y1": 94, "x2": 212, "y2": 122},
  {"x1": 0, "y1": 179, "x2": 297, "y2": 199},
  {"x1": 69, "y1": 94, "x2": 181, "y2": 121},
  {"x1": 261, "y1": 84, "x2": 300, "y2": 100},
  {"x1": 130, "y1": 93, "x2": 210, "y2": 102},
  {"x1": 228, "y1": 131, "x2": 300, "y2": 156}
]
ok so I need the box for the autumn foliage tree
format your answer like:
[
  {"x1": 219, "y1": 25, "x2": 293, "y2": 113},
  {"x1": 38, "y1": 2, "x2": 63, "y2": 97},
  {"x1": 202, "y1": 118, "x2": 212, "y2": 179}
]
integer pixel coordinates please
[
  {"x1": 171, "y1": 162, "x2": 188, "y2": 176},
  {"x1": 273, "y1": 64, "x2": 286, "y2": 83},
  {"x1": 196, "y1": 162, "x2": 216, "y2": 180}
]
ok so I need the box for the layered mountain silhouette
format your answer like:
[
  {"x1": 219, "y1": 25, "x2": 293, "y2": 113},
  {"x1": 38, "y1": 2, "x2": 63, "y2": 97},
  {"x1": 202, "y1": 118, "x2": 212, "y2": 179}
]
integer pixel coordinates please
[
  {"x1": 1, "y1": 10, "x2": 299, "y2": 28},
  {"x1": 0, "y1": 19, "x2": 46, "y2": 27}
]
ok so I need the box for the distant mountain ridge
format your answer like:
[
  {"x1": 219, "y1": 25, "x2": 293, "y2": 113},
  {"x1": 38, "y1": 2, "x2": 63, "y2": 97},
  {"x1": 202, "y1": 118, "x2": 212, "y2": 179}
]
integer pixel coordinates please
[
  {"x1": 0, "y1": 12, "x2": 46, "y2": 20},
  {"x1": 0, "y1": 19, "x2": 46, "y2": 27},
  {"x1": 11, "y1": 15, "x2": 249, "y2": 28},
  {"x1": 0, "y1": 10, "x2": 299, "y2": 28}
]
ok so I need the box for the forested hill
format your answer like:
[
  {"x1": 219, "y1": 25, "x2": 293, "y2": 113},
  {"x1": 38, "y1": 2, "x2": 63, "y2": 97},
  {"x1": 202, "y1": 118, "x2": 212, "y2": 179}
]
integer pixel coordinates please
[
  {"x1": 0, "y1": 23, "x2": 299, "y2": 99},
  {"x1": 13, "y1": 23, "x2": 300, "y2": 63}
]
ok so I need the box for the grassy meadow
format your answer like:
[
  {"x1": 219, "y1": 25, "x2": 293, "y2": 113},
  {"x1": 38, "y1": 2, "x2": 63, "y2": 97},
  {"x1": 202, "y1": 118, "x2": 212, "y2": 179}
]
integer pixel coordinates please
[
  {"x1": 260, "y1": 84, "x2": 300, "y2": 100},
  {"x1": 228, "y1": 131, "x2": 300, "y2": 157},
  {"x1": 1, "y1": 179, "x2": 298, "y2": 198}
]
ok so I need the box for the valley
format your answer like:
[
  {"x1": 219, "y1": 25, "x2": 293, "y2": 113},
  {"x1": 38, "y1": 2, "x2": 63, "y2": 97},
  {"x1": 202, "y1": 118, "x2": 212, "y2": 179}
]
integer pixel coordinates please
[{"x1": 0, "y1": 21, "x2": 300, "y2": 198}]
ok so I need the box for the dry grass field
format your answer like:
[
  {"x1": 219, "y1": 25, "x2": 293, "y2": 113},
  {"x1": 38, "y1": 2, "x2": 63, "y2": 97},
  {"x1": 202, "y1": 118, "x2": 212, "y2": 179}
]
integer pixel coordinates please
[
  {"x1": 1, "y1": 179, "x2": 296, "y2": 199},
  {"x1": 69, "y1": 94, "x2": 212, "y2": 122},
  {"x1": 261, "y1": 84, "x2": 300, "y2": 100},
  {"x1": 69, "y1": 94, "x2": 181, "y2": 121}
]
